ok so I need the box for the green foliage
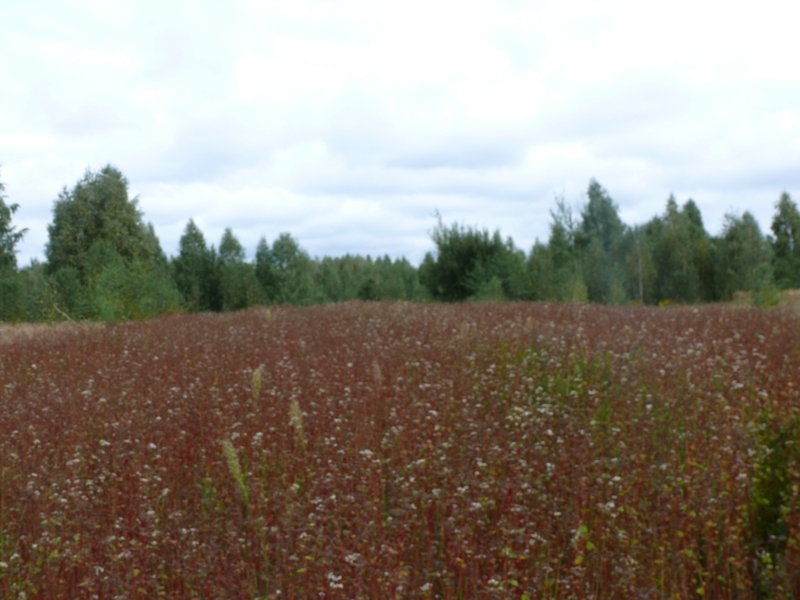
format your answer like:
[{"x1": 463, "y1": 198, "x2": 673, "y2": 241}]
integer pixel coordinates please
[
  {"x1": 575, "y1": 180, "x2": 627, "y2": 303},
  {"x1": 771, "y1": 192, "x2": 800, "y2": 289},
  {"x1": 256, "y1": 233, "x2": 321, "y2": 306},
  {"x1": 9, "y1": 167, "x2": 798, "y2": 322},
  {"x1": 639, "y1": 196, "x2": 712, "y2": 304},
  {"x1": 0, "y1": 271, "x2": 24, "y2": 321},
  {"x1": 316, "y1": 254, "x2": 425, "y2": 302},
  {"x1": 14, "y1": 260, "x2": 51, "y2": 322},
  {"x1": 578, "y1": 179, "x2": 626, "y2": 253},
  {"x1": 51, "y1": 266, "x2": 88, "y2": 319},
  {"x1": 528, "y1": 183, "x2": 790, "y2": 307},
  {"x1": 374, "y1": 255, "x2": 427, "y2": 301},
  {"x1": 45, "y1": 165, "x2": 158, "y2": 280},
  {"x1": 172, "y1": 220, "x2": 221, "y2": 312},
  {"x1": 0, "y1": 163, "x2": 25, "y2": 321},
  {"x1": 0, "y1": 168, "x2": 27, "y2": 273},
  {"x1": 37, "y1": 165, "x2": 182, "y2": 322},
  {"x1": 420, "y1": 214, "x2": 525, "y2": 302},
  {"x1": 91, "y1": 253, "x2": 182, "y2": 322},
  {"x1": 751, "y1": 415, "x2": 800, "y2": 596},
  {"x1": 219, "y1": 227, "x2": 246, "y2": 265},
  {"x1": 715, "y1": 211, "x2": 773, "y2": 300},
  {"x1": 218, "y1": 228, "x2": 261, "y2": 311},
  {"x1": 527, "y1": 199, "x2": 587, "y2": 302}
]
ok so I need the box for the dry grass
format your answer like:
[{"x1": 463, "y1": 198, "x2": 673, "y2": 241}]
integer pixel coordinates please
[
  {"x1": 730, "y1": 288, "x2": 800, "y2": 309},
  {"x1": 0, "y1": 321, "x2": 101, "y2": 344},
  {"x1": 780, "y1": 288, "x2": 800, "y2": 308}
]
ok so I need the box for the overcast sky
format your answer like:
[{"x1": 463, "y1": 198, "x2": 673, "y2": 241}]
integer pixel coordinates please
[{"x1": 2, "y1": 0, "x2": 799, "y2": 266}]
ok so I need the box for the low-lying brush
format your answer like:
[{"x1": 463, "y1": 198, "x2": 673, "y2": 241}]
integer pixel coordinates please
[{"x1": 1, "y1": 302, "x2": 799, "y2": 598}]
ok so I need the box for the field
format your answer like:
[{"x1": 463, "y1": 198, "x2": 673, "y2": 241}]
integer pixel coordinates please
[{"x1": 1, "y1": 302, "x2": 800, "y2": 598}]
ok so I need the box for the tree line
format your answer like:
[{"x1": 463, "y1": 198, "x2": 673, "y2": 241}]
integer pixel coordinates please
[{"x1": 1, "y1": 165, "x2": 798, "y2": 322}]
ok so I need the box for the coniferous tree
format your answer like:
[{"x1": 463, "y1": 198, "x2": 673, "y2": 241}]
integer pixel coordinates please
[
  {"x1": 0, "y1": 170, "x2": 26, "y2": 272},
  {"x1": 16, "y1": 260, "x2": 51, "y2": 322},
  {"x1": 527, "y1": 198, "x2": 586, "y2": 302},
  {"x1": 256, "y1": 233, "x2": 320, "y2": 305},
  {"x1": 644, "y1": 196, "x2": 710, "y2": 303},
  {"x1": 313, "y1": 254, "x2": 425, "y2": 302},
  {"x1": 42, "y1": 165, "x2": 180, "y2": 321},
  {"x1": 714, "y1": 211, "x2": 773, "y2": 300},
  {"x1": 46, "y1": 166, "x2": 157, "y2": 278},
  {"x1": 576, "y1": 180, "x2": 627, "y2": 303},
  {"x1": 172, "y1": 220, "x2": 221, "y2": 312},
  {"x1": 420, "y1": 214, "x2": 524, "y2": 302},
  {"x1": 0, "y1": 170, "x2": 27, "y2": 320},
  {"x1": 218, "y1": 228, "x2": 260, "y2": 311},
  {"x1": 372, "y1": 255, "x2": 426, "y2": 301},
  {"x1": 771, "y1": 192, "x2": 800, "y2": 289}
]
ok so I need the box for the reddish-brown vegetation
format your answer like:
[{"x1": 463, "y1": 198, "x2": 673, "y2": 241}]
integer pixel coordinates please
[{"x1": 1, "y1": 302, "x2": 800, "y2": 598}]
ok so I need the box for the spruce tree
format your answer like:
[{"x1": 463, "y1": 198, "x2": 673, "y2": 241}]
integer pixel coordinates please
[{"x1": 771, "y1": 192, "x2": 800, "y2": 289}]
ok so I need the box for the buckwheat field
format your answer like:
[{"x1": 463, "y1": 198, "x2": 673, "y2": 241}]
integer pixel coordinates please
[{"x1": 2, "y1": 302, "x2": 800, "y2": 598}]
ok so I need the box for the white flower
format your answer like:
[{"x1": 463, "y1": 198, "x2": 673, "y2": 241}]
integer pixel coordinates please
[{"x1": 326, "y1": 572, "x2": 344, "y2": 589}]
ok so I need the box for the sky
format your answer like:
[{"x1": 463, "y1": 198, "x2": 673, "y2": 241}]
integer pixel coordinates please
[{"x1": 2, "y1": 0, "x2": 800, "y2": 266}]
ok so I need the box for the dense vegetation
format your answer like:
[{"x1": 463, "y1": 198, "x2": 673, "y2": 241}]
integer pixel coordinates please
[
  {"x1": 2, "y1": 302, "x2": 800, "y2": 597},
  {"x1": 1, "y1": 164, "x2": 799, "y2": 322}
]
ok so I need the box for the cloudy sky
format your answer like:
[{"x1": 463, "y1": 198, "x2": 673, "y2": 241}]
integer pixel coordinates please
[{"x1": 2, "y1": 0, "x2": 799, "y2": 266}]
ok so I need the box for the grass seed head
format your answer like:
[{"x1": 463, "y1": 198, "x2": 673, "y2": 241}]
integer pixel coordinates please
[
  {"x1": 372, "y1": 359, "x2": 383, "y2": 385},
  {"x1": 289, "y1": 399, "x2": 306, "y2": 447},
  {"x1": 221, "y1": 439, "x2": 249, "y2": 503},
  {"x1": 252, "y1": 366, "x2": 263, "y2": 404}
]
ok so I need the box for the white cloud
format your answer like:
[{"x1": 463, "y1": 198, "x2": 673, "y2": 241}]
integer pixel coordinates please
[{"x1": 1, "y1": 0, "x2": 799, "y2": 266}]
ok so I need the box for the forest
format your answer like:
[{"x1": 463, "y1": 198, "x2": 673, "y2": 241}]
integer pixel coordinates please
[{"x1": 1, "y1": 164, "x2": 799, "y2": 322}]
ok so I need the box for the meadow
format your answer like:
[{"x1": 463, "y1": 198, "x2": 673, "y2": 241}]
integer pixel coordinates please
[{"x1": 1, "y1": 302, "x2": 799, "y2": 598}]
